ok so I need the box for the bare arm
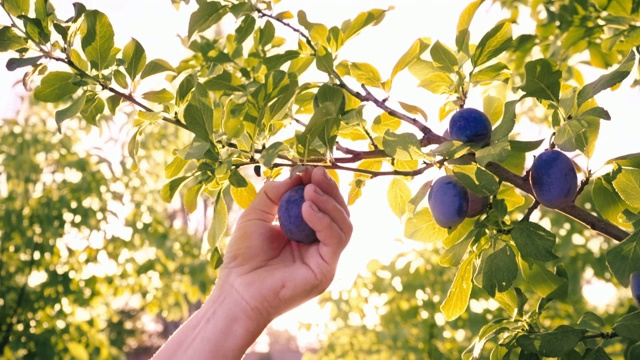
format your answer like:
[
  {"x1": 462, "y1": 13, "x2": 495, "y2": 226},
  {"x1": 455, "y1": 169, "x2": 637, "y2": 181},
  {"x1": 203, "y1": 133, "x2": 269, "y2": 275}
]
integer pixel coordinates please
[{"x1": 153, "y1": 167, "x2": 352, "y2": 359}]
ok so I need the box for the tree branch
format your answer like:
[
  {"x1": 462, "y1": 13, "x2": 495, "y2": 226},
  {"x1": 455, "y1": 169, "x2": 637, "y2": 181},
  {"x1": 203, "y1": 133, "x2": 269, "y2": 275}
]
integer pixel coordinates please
[
  {"x1": 46, "y1": 55, "x2": 190, "y2": 132},
  {"x1": 485, "y1": 162, "x2": 630, "y2": 242}
]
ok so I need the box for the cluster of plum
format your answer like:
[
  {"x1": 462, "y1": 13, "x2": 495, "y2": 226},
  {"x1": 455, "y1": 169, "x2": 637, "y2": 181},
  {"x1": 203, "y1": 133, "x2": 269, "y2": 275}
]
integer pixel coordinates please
[{"x1": 428, "y1": 108, "x2": 578, "y2": 229}]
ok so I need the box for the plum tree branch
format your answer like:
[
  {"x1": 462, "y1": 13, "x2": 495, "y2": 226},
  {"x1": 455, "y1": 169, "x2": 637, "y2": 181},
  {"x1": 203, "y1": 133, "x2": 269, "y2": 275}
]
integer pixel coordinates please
[
  {"x1": 484, "y1": 162, "x2": 630, "y2": 242},
  {"x1": 255, "y1": 6, "x2": 445, "y2": 145},
  {"x1": 256, "y1": 6, "x2": 631, "y2": 242}
]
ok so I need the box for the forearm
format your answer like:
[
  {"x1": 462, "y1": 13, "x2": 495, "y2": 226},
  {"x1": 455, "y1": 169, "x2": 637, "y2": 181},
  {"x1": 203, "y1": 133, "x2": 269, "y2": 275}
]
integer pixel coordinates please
[{"x1": 152, "y1": 288, "x2": 269, "y2": 360}]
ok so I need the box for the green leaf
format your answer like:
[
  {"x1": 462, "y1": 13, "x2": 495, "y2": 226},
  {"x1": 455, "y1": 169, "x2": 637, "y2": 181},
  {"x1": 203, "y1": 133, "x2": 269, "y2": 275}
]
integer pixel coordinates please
[
  {"x1": 609, "y1": 152, "x2": 640, "y2": 169},
  {"x1": 188, "y1": 1, "x2": 228, "y2": 39},
  {"x1": 516, "y1": 325, "x2": 586, "y2": 357},
  {"x1": 207, "y1": 191, "x2": 228, "y2": 247},
  {"x1": 511, "y1": 222, "x2": 559, "y2": 262},
  {"x1": 81, "y1": 10, "x2": 116, "y2": 71},
  {"x1": 6, "y1": 55, "x2": 42, "y2": 71},
  {"x1": 127, "y1": 126, "x2": 142, "y2": 171},
  {"x1": 0, "y1": 26, "x2": 27, "y2": 51},
  {"x1": 161, "y1": 176, "x2": 191, "y2": 203},
  {"x1": 387, "y1": 177, "x2": 411, "y2": 219},
  {"x1": 382, "y1": 130, "x2": 423, "y2": 161},
  {"x1": 404, "y1": 207, "x2": 449, "y2": 243},
  {"x1": 482, "y1": 245, "x2": 518, "y2": 297},
  {"x1": 430, "y1": 40, "x2": 458, "y2": 72},
  {"x1": 555, "y1": 117, "x2": 600, "y2": 158},
  {"x1": 605, "y1": 229, "x2": 640, "y2": 287},
  {"x1": 509, "y1": 139, "x2": 544, "y2": 153},
  {"x1": 140, "y1": 58, "x2": 175, "y2": 79},
  {"x1": 519, "y1": 58, "x2": 561, "y2": 103},
  {"x1": 475, "y1": 140, "x2": 510, "y2": 166},
  {"x1": 315, "y1": 45, "x2": 334, "y2": 74},
  {"x1": 456, "y1": 0, "x2": 483, "y2": 54},
  {"x1": 520, "y1": 260, "x2": 565, "y2": 297},
  {"x1": 209, "y1": 246, "x2": 224, "y2": 270},
  {"x1": 386, "y1": 37, "x2": 430, "y2": 90},
  {"x1": 234, "y1": 15, "x2": 256, "y2": 44},
  {"x1": 122, "y1": 38, "x2": 146, "y2": 79},
  {"x1": 612, "y1": 311, "x2": 640, "y2": 342},
  {"x1": 142, "y1": 89, "x2": 175, "y2": 103},
  {"x1": 55, "y1": 92, "x2": 87, "y2": 130},
  {"x1": 491, "y1": 99, "x2": 518, "y2": 142},
  {"x1": 441, "y1": 254, "x2": 475, "y2": 320},
  {"x1": 592, "y1": 176, "x2": 629, "y2": 227},
  {"x1": 612, "y1": 168, "x2": 640, "y2": 208},
  {"x1": 34, "y1": 71, "x2": 79, "y2": 102},
  {"x1": 583, "y1": 346, "x2": 612, "y2": 360},
  {"x1": 577, "y1": 51, "x2": 635, "y2": 108},
  {"x1": 452, "y1": 164, "x2": 500, "y2": 196},
  {"x1": 4, "y1": 0, "x2": 30, "y2": 17},
  {"x1": 296, "y1": 102, "x2": 339, "y2": 158},
  {"x1": 183, "y1": 83, "x2": 214, "y2": 140},
  {"x1": 184, "y1": 182, "x2": 204, "y2": 214},
  {"x1": 577, "y1": 312, "x2": 605, "y2": 331},
  {"x1": 260, "y1": 142, "x2": 288, "y2": 168},
  {"x1": 21, "y1": 16, "x2": 49, "y2": 44},
  {"x1": 112, "y1": 68, "x2": 128, "y2": 89},
  {"x1": 80, "y1": 94, "x2": 105, "y2": 126},
  {"x1": 471, "y1": 21, "x2": 512, "y2": 68}
]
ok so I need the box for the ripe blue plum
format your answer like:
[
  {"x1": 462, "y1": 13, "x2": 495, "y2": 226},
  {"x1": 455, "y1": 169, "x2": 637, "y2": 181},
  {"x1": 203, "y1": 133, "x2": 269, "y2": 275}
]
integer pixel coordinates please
[
  {"x1": 631, "y1": 271, "x2": 640, "y2": 307},
  {"x1": 529, "y1": 149, "x2": 578, "y2": 209},
  {"x1": 428, "y1": 175, "x2": 469, "y2": 228},
  {"x1": 448, "y1": 108, "x2": 492, "y2": 145},
  {"x1": 466, "y1": 191, "x2": 490, "y2": 218},
  {"x1": 277, "y1": 185, "x2": 317, "y2": 243}
]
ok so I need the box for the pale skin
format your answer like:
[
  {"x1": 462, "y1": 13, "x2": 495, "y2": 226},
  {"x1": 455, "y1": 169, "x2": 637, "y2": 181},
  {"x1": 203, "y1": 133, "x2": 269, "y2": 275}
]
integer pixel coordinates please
[{"x1": 152, "y1": 167, "x2": 353, "y2": 360}]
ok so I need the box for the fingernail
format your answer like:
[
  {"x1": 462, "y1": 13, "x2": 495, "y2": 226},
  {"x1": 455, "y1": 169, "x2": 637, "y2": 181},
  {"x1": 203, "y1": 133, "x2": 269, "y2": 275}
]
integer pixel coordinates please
[{"x1": 321, "y1": 167, "x2": 331, "y2": 180}]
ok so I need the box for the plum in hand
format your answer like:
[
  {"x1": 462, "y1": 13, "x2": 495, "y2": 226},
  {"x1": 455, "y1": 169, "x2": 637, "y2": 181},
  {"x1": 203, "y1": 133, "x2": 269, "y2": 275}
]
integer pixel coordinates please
[{"x1": 277, "y1": 185, "x2": 317, "y2": 243}]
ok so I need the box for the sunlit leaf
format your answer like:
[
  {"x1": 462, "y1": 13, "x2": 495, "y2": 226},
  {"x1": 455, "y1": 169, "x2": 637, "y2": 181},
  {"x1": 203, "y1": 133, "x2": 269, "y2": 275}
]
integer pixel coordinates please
[
  {"x1": 34, "y1": 71, "x2": 79, "y2": 103},
  {"x1": 81, "y1": 10, "x2": 116, "y2": 71},
  {"x1": 441, "y1": 254, "x2": 475, "y2": 320},
  {"x1": 387, "y1": 177, "x2": 411, "y2": 219},
  {"x1": 612, "y1": 168, "x2": 640, "y2": 208}
]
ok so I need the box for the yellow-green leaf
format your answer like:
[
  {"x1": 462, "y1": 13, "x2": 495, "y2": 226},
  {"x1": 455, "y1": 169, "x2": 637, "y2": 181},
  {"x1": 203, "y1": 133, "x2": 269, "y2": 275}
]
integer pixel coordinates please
[
  {"x1": 349, "y1": 62, "x2": 382, "y2": 88},
  {"x1": 387, "y1": 177, "x2": 411, "y2": 219},
  {"x1": 404, "y1": 207, "x2": 448, "y2": 243},
  {"x1": 441, "y1": 254, "x2": 475, "y2": 320},
  {"x1": 207, "y1": 192, "x2": 228, "y2": 247},
  {"x1": 184, "y1": 182, "x2": 204, "y2": 214},
  {"x1": 231, "y1": 181, "x2": 258, "y2": 209},
  {"x1": 613, "y1": 168, "x2": 640, "y2": 208}
]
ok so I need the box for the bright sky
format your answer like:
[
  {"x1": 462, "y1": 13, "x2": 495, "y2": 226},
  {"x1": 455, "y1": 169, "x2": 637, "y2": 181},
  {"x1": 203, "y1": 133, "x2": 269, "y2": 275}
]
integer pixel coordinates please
[{"x1": 1, "y1": 0, "x2": 639, "y2": 351}]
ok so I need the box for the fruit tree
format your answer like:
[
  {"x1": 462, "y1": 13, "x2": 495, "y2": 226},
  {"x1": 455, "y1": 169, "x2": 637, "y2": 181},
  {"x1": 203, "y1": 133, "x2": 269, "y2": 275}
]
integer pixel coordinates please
[{"x1": 1, "y1": 0, "x2": 640, "y2": 358}]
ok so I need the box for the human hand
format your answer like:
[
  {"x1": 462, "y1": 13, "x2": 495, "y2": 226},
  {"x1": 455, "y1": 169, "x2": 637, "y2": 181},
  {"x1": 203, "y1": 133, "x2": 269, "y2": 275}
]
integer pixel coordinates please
[{"x1": 214, "y1": 166, "x2": 352, "y2": 326}]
